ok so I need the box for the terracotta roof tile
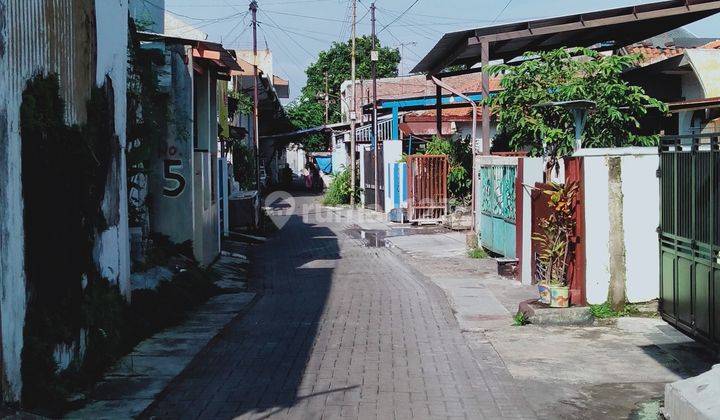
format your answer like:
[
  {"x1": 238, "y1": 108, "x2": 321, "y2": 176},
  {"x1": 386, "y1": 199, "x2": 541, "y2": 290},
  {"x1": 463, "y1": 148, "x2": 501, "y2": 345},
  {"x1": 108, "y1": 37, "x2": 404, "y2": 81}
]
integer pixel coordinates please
[
  {"x1": 701, "y1": 40, "x2": 720, "y2": 49},
  {"x1": 625, "y1": 44, "x2": 685, "y2": 66},
  {"x1": 348, "y1": 73, "x2": 501, "y2": 113},
  {"x1": 405, "y1": 106, "x2": 484, "y2": 122}
]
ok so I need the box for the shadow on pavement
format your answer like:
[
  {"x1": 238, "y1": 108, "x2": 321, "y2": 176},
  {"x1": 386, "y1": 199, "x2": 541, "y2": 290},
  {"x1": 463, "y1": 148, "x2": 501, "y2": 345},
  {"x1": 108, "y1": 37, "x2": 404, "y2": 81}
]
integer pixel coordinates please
[{"x1": 141, "y1": 194, "x2": 343, "y2": 418}]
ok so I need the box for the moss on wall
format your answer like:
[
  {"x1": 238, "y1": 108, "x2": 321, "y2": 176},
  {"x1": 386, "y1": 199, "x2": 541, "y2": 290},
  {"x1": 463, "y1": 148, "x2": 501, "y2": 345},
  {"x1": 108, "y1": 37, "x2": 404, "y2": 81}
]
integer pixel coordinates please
[{"x1": 19, "y1": 73, "x2": 117, "y2": 412}]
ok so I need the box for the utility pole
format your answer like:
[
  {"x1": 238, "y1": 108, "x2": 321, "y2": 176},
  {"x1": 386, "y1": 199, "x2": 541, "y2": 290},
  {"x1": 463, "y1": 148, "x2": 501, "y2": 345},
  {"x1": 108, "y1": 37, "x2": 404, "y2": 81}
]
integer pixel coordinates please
[
  {"x1": 350, "y1": 0, "x2": 357, "y2": 206},
  {"x1": 324, "y1": 71, "x2": 330, "y2": 125},
  {"x1": 397, "y1": 41, "x2": 417, "y2": 76},
  {"x1": 371, "y1": 2, "x2": 379, "y2": 212},
  {"x1": 250, "y1": 0, "x2": 260, "y2": 191}
]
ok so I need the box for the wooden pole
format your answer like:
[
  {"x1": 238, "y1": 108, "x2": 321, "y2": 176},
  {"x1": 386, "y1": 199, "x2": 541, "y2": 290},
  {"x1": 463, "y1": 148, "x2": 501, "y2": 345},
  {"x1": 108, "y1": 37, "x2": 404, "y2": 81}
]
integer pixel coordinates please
[
  {"x1": 371, "y1": 2, "x2": 379, "y2": 212},
  {"x1": 350, "y1": 0, "x2": 357, "y2": 206},
  {"x1": 250, "y1": 0, "x2": 260, "y2": 190}
]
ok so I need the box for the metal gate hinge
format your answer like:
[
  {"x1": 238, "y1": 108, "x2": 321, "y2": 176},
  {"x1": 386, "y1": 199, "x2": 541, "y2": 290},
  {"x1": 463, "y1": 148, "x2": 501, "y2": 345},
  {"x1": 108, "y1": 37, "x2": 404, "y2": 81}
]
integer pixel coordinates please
[{"x1": 656, "y1": 168, "x2": 661, "y2": 178}]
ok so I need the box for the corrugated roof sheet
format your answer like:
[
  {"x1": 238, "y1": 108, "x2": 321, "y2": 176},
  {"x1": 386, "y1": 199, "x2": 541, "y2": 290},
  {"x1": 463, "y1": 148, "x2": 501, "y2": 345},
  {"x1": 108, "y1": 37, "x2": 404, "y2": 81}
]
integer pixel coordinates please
[{"x1": 412, "y1": 0, "x2": 720, "y2": 74}]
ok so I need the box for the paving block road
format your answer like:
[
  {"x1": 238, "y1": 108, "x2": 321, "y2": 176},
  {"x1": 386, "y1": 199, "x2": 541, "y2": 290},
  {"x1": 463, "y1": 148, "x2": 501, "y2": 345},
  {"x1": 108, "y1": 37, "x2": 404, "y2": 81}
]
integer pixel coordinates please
[{"x1": 142, "y1": 195, "x2": 535, "y2": 420}]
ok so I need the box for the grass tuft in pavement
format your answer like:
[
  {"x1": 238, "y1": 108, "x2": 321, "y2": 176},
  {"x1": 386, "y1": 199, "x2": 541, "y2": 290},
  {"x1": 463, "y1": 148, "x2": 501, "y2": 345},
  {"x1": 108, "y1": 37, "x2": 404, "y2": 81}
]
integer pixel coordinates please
[
  {"x1": 590, "y1": 302, "x2": 640, "y2": 319},
  {"x1": 467, "y1": 247, "x2": 489, "y2": 259}
]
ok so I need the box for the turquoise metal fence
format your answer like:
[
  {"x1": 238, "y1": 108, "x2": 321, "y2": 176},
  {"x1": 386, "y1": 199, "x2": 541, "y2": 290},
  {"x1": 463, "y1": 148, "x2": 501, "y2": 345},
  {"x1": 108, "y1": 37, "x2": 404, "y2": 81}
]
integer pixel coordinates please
[{"x1": 479, "y1": 165, "x2": 517, "y2": 257}]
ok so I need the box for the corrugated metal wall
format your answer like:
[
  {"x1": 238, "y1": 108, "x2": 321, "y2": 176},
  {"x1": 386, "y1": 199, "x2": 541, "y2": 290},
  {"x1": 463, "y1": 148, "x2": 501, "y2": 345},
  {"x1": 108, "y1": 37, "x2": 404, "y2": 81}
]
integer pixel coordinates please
[
  {"x1": 6, "y1": 0, "x2": 95, "y2": 124},
  {"x1": 0, "y1": 0, "x2": 99, "y2": 403}
]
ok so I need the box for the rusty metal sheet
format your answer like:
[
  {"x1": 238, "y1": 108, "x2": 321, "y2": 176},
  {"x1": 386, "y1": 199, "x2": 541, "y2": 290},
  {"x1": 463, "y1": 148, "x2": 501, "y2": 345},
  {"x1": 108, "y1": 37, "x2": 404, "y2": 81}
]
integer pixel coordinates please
[{"x1": 406, "y1": 155, "x2": 448, "y2": 223}]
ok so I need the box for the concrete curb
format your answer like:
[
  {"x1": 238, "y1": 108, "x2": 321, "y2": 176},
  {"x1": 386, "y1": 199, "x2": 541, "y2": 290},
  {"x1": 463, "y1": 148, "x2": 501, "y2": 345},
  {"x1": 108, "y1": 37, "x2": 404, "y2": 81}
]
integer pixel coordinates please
[
  {"x1": 66, "y1": 255, "x2": 259, "y2": 419},
  {"x1": 518, "y1": 299, "x2": 595, "y2": 326},
  {"x1": 664, "y1": 364, "x2": 720, "y2": 420}
]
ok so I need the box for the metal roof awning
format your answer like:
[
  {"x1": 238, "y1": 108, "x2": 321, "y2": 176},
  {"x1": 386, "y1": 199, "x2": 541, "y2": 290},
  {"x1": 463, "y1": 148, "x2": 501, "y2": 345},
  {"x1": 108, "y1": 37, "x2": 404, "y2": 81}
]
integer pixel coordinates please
[
  {"x1": 399, "y1": 122, "x2": 453, "y2": 137},
  {"x1": 364, "y1": 92, "x2": 487, "y2": 114},
  {"x1": 667, "y1": 96, "x2": 720, "y2": 112},
  {"x1": 259, "y1": 121, "x2": 350, "y2": 144},
  {"x1": 412, "y1": 0, "x2": 720, "y2": 74},
  {"x1": 136, "y1": 31, "x2": 242, "y2": 73}
]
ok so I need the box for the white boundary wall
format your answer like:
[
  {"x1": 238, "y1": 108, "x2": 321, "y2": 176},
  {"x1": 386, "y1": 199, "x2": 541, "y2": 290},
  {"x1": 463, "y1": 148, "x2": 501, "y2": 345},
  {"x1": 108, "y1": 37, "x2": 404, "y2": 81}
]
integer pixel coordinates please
[
  {"x1": 383, "y1": 141, "x2": 403, "y2": 214},
  {"x1": 578, "y1": 148, "x2": 660, "y2": 304}
]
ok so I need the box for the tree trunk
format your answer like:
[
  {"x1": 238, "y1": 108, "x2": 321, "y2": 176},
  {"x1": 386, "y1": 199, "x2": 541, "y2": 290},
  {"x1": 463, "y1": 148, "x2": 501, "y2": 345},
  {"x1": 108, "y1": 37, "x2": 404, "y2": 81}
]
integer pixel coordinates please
[{"x1": 607, "y1": 157, "x2": 627, "y2": 311}]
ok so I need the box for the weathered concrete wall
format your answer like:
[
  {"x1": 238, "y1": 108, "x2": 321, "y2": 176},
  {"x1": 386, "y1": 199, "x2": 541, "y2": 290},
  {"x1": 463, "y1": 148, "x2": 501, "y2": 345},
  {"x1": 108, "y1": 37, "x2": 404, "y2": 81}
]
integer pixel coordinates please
[
  {"x1": 287, "y1": 145, "x2": 307, "y2": 177},
  {"x1": 678, "y1": 50, "x2": 720, "y2": 135},
  {"x1": 95, "y1": 0, "x2": 131, "y2": 299},
  {"x1": 578, "y1": 148, "x2": 660, "y2": 304},
  {"x1": 685, "y1": 49, "x2": 720, "y2": 98},
  {"x1": 456, "y1": 122, "x2": 496, "y2": 146},
  {"x1": 331, "y1": 134, "x2": 348, "y2": 174},
  {"x1": 607, "y1": 157, "x2": 628, "y2": 307},
  {"x1": 192, "y1": 71, "x2": 220, "y2": 266},
  {"x1": 236, "y1": 50, "x2": 274, "y2": 83},
  {"x1": 150, "y1": 45, "x2": 196, "y2": 245},
  {"x1": 359, "y1": 146, "x2": 367, "y2": 207},
  {"x1": 520, "y1": 158, "x2": 545, "y2": 285},
  {"x1": 0, "y1": 0, "x2": 130, "y2": 402},
  {"x1": 679, "y1": 72, "x2": 705, "y2": 134}
]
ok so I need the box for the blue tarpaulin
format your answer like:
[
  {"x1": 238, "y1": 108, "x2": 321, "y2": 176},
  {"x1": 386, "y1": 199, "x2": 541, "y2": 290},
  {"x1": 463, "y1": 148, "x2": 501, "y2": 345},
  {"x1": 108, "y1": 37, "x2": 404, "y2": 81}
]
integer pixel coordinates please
[{"x1": 315, "y1": 156, "x2": 332, "y2": 174}]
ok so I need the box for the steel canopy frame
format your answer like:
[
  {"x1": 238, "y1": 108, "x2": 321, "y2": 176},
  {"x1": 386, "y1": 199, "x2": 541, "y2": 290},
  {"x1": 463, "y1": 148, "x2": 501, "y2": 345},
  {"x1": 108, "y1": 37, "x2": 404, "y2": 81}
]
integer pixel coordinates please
[
  {"x1": 412, "y1": 0, "x2": 720, "y2": 158},
  {"x1": 364, "y1": 92, "x2": 487, "y2": 140},
  {"x1": 412, "y1": 0, "x2": 720, "y2": 75}
]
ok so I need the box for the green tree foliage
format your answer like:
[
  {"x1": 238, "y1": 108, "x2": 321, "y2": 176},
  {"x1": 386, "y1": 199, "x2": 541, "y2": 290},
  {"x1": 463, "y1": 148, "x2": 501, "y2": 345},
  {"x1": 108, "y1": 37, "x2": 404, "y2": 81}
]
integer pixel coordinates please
[
  {"x1": 488, "y1": 48, "x2": 668, "y2": 161},
  {"x1": 287, "y1": 35, "x2": 401, "y2": 152},
  {"x1": 286, "y1": 97, "x2": 326, "y2": 152},
  {"x1": 323, "y1": 167, "x2": 360, "y2": 205}
]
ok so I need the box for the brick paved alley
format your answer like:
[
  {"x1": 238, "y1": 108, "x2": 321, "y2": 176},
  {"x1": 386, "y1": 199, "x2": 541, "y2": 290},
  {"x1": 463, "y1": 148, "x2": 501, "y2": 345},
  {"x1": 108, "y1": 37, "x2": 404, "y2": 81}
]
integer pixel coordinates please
[{"x1": 143, "y1": 194, "x2": 535, "y2": 420}]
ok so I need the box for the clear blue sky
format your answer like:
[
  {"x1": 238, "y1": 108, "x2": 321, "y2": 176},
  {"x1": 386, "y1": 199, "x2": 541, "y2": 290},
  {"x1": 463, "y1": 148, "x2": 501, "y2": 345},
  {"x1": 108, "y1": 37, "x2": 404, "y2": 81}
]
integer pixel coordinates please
[{"x1": 166, "y1": 0, "x2": 720, "y2": 100}]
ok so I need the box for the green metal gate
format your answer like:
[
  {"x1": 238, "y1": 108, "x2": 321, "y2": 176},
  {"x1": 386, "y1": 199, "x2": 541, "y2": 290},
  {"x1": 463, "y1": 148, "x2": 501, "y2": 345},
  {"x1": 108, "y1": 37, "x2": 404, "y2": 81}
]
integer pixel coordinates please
[
  {"x1": 659, "y1": 134, "x2": 720, "y2": 349},
  {"x1": 479, "y1": 165, "x2": 517, "y2": 257}
]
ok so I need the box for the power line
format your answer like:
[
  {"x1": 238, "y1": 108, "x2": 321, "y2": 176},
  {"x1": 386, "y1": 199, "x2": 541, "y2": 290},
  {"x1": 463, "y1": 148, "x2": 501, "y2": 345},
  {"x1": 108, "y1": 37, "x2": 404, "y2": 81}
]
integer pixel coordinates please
[
  {"x1": 222, "y1": 11, "x2": 249, "y2": 42},
  {"x1": 259, "y1": 10, "x2": 316, "y2": 56},
  {"x1": 377, "y1": 0, "x2": 421, "y2": 34},
  {"x1": 258, "y1": 23, "x2": 306, "y2": 71},
  {"x1": 374, "y1": 6, "x2": 436, "y2": 41},
  {"x1": 492, "y1": 0, "x2": 513, "y2": 24},
  {"x1": 141, "y1": 0, "x2": 243, "y2": 22},
  {"x1": 338, "y1": 1, "x2": 353, "y2": 41},
  {"x1": 227, "y1": 21, "x2": 252, "y2": 48},
  {"x1": 262, "y1": 9, "x2": 348, "y2": 23},
  {"x1": 259, "y1": 20, "x2": 330, "y2": 44},
  {"x1": 171, "y1": 0, "x2": 336, "y2": 6}
]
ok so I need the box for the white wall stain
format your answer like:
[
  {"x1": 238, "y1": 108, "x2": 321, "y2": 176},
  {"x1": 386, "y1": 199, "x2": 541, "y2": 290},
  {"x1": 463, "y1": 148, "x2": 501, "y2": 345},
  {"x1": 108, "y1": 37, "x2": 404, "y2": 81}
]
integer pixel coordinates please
[{"x1": 95, "y1": 0, "x2": 131, "y2": 299}]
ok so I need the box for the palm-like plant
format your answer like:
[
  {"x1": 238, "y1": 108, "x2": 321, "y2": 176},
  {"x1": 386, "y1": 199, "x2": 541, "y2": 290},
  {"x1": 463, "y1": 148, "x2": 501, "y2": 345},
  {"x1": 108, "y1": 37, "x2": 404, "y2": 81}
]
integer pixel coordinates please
[{"x1": 533, "y1": 182, "x2": 579, "y2": 286}]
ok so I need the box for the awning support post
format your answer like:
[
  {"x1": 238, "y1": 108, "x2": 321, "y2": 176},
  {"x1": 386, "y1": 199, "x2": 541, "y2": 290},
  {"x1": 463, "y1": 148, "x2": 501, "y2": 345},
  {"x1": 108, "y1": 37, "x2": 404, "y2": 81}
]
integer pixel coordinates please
[
  {"x1": 392, "y1": 106, "x2": 400, "y2": 140},
  {"x1": 481, "y1": 39, "x2": 490, "y2": 156},
  {"x1": 435, "y1": 83, "x2": 443, "y2": 137},
  {"x1": 430, "y1": 75, "x2": 479, "y2": 235}
]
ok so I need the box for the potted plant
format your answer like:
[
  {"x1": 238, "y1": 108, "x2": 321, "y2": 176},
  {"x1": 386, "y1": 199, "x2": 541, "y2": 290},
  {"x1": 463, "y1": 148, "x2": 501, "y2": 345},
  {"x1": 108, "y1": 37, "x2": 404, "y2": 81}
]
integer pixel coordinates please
[{"x1": 533, "y1": 182, "x2": 578, "y2": 308}]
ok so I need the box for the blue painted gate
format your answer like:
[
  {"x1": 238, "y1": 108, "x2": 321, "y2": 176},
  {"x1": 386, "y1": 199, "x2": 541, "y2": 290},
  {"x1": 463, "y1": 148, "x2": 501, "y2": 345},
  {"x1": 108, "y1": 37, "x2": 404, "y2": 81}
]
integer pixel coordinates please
[
  {"x1": 479, "y1": 165, "x2": 517, "y2": 257},
  {"x1": 387, "y1": 162, "x2": 407, "y2": 211}
]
